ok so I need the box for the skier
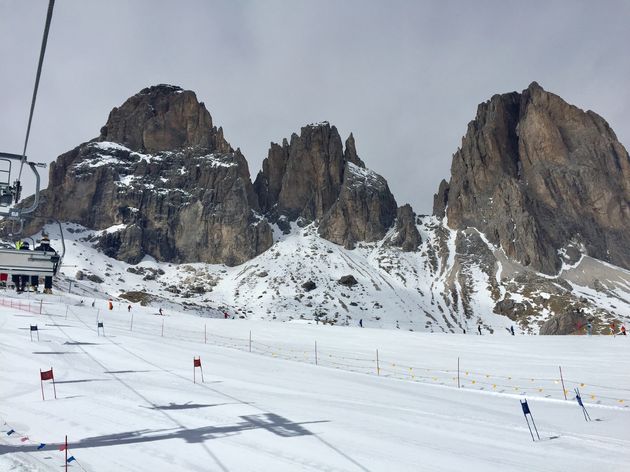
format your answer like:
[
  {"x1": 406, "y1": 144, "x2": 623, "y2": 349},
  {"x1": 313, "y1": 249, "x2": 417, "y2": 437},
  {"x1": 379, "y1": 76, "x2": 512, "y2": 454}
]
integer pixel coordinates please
[
  {"x1": 477, "y1": 325, "x2": 482, "y2": 335},
  {"x1": 127, "y1": 304, "x2": 131, "y2": 313},
  {"x1": 359, "y1": 319, "x2": 363, "y2": 328},
  {"x1": 159, "y1": 307, "x2": 164, "y2": 316},
  {"x1": 610, "y1": 322, "x2": 616, "y2": 336},
  {"x1": 224, "y1": 312, "x2": 229, "y2": 319},
  {"x1": 510, "y1": 325, "x2": 515, "y2": 336},
  {"x1": 621, "y1": 325, "x2": 627, "y2": 336},
  {"x1": 396, "y1": 320, "x2": 400, "y2": 329},
  {"x1": 35, "y1": 235, "x2": 56, "y2": 294},
  {"x1": 586, "y1": 322, "x2": 592, "y2": 336},
  {"x1": 108, "y1": 299, "x2": 113, "y2": 310}
]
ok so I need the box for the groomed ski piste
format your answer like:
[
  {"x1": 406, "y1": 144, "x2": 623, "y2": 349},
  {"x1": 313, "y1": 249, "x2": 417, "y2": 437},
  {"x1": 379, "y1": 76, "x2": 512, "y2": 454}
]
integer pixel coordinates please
[{"x1": 1, "y1": 289, "x2": 629, "y2": 471}]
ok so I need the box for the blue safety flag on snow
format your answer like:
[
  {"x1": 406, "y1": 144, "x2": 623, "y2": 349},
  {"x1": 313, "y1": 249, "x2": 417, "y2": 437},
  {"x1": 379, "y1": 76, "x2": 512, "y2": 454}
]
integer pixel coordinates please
[
  {"x1": 67, "y1": 456, "x2": 76, "y2": 463},
  {"x1": 576, "y1": 393, "x2": 584, "y2": 407},
  {"x1": 6, "y1": 429, "x2": 15, "y2": 435},
  {"x1": 37, "y1": 443, "x2": 46, "y2": 450},
  {"x1": 520, "y1": 400, "x2": 530, "y2": 415}
]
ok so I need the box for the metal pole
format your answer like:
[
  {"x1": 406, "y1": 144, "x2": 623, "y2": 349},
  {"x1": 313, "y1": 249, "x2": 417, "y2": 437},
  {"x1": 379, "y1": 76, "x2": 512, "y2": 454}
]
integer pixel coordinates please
[
  {"x1": 314, "y1": 341, "x2": 318, "y2": 366},
  {"x1": 65, "y1": 435, "x2": 68, "y2": 472},
  {"x1": 40, "y1": 370, "x2": 44, "y2": 401},
  {"x1": 39, "y1": 299, "x2": 42, "y2": 314},
  {"x1": 68, "y1": 281, "x2": 72, "y2": 293},
  {"x1": 457, "y1": 357, "x2": 461, "y2": 388},
  {"x1": 249, "y1": 330, "x2": 252, "y2": 353},
  {"x1": 376, "y1": 349, "x2": 380, "y2": 376},
  {"x1": 161, "y1": 319, "x2": 164, "y2": 337},
  {"x1": 559, "y1": 366, "x2": 567, "y2": 400},
  {"x1": 130, "y1": 313, "x2": 133, "y2": 332}
]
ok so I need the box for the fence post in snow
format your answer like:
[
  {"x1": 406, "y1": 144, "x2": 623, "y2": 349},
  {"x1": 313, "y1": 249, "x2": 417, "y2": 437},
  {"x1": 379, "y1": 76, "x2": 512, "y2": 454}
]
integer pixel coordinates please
[
  {"x1": 39, "y1": 300, "x2": 43, "y2": 315},
  {"x1": 130, "y1": 313, "x2": 133, "y2": 332},
  {"x1": 161, "y1": 319, "x2": 164, "y2": 337},
  {"x1": 314, "y1": 341, "x2": 318, "y2": 366},
  {"x1": 65, "y1": 305, "x2": 68, "y2": 320},
  {"x1": 559, "y1": 366, "x2": 567, "y2": 400},
  {"x1": 376, "y1": 349, "x2": 380, "y2": 376}
]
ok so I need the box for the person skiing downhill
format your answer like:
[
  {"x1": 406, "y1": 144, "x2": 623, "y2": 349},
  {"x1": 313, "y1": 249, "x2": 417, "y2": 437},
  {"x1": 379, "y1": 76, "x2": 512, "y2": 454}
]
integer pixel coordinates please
[
  {"x1": 621, "y1": 325, "x2": 627, "y2": 336},
  {"x1": 359, "y1": 319, "x2": 363, "y2": 328},
  {"x1": 159, "y1": 307, "x2": 164, "y2": 316},
  {"x1": 477, "y1": 325, "x2": 482, "y2": 335},
  {"x1": 510, "y1": 326, "x2": 515, "y2": 336}
]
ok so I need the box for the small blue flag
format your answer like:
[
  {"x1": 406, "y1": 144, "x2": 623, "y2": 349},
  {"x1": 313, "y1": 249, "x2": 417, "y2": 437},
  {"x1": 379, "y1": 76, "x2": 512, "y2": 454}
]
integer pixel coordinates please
[
  {"x1": 37, "y1": 443, "x2": 46, "y2": 450},
  {"x1": 67, "y1": 456, "x2": 76, "y2": 463},
  {"x1": 520, "y1": 400, "x2": 530, "y2": 415},
  {"x1": 6, "y1": 429, "x2": 15, "y2": 435},
  {"x1": 576, "y1": 393, "x2": 584, "y2": 407}
]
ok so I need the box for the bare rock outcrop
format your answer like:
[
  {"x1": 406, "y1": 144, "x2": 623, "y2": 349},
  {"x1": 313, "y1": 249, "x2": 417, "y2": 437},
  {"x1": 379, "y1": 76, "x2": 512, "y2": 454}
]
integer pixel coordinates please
[
  {"x1": 254, "y1": 122, "x2": 398, "y2": 248},
  {"x1": 385, "y1": 204, "x2": 422, "y2": 251},
  {"x1": 434, "y1": 82, "x2": 630, "y2": 274},
  {"x1": 34, "y1": 85, "x2": 272, "y2": 265}
]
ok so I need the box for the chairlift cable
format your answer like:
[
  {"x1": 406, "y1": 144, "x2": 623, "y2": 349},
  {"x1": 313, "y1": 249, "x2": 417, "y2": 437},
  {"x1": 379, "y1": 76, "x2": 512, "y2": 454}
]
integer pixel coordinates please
[{"x1": 18, "y1": 0, "x2": 55, "y2": 181}]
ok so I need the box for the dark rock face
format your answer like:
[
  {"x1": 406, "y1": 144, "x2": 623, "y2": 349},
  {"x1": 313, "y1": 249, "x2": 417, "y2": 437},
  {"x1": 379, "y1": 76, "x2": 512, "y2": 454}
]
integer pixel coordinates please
[
  {"x1": 254, "y1": 122, "x2": 398, "y2": 248},
  {"x1": 386, "y1": 204, "x2": 422, "y2": 251},
  {"x1": 37, "y1": 85, "x2": 272, "y2": 265},
  {"x1": 338, "y1": 275, "x2": 358, "y2": 287},
  {"x1": 434, "y1": 82, "x2": 630, "y2": 274},
  {"x1": 539, "y1": 310, "x2": 588, "y2": 335}
]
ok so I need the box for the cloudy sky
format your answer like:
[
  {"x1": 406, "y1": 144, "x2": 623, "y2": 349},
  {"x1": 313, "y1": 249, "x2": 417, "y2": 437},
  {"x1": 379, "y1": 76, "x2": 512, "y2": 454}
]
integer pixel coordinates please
[{"x1": 1, "y1": 0, "x2": 628, "y2": 213}]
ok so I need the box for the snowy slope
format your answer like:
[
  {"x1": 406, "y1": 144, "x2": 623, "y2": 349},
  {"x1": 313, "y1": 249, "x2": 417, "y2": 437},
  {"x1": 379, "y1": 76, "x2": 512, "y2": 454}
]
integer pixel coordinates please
[
  {"x1": 36, "y1": 217, "x2": 630, "y2": 335},
  {"x1": 1, "y1": 291, "x2": 629, "y2": 471}
]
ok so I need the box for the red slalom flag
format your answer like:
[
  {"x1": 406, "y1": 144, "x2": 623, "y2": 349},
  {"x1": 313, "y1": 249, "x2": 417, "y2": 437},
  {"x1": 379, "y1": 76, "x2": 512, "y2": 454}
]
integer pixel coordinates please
[
  {"x1": 20, "y1": 437, "x2": 29, "y2": 442},
  {"x1": 40, "y1": 369, "x2": 54, "y2": 381},
  {"x1": 193, "y1": 357, "x2": 202, "y2": 367},
  {"x1": 58, "y1": 444, "x2": 66, "y2": 451}
]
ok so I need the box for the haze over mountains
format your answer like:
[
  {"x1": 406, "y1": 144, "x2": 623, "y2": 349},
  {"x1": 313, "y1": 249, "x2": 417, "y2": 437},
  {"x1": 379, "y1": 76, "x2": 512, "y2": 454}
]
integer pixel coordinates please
[{"x1": 29, "y1": 83, "x2": 630, "y2": 334}]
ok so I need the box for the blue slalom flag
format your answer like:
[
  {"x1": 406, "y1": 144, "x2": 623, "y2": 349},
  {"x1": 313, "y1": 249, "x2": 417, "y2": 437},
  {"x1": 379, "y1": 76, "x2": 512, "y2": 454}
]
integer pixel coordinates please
[
  {"x1": 576, "y1": 393, "x2": 584, "y2": 407},
  {"x1": 6, "y1": 429, "x2": 15, "y2": 435},
  {"x1": 37, "y1": 443, "x2": 46, "y2": 450},
  {"x1": 67, "y1": 456, "x2": 76, "y2": 463},
  {"x1": 520, "y1": 400, "x2": 530, "y2": 415}
]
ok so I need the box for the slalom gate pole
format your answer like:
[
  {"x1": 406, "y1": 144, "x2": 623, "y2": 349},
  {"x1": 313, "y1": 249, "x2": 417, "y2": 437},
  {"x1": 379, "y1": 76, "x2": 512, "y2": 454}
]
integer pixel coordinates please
[
  {"x1": 130, "y1": 313, "x2": 133, "y2": 332},
  {"x1": 559, "y1": 366, "x2": 567, "y2": 400},
  {"x1": 376, "y1": 349, "x2": 380, "y2": 376},
  {"x1": 457, "y1": 357, "x2": 460, "y2": 388},
  {"x1": 524, "y1": 415, "x2": 535, "y2": 442},
  {"x1": 529, "y1": 413, "x2": 540, "y2": 440},
  {"x1": 201, "y1": 365, "x2": 204, "y2": 383},
  {"x1": 65, "y1": 435, "x2": 67, "y2": 472},
  {"x1": 314, "y1": 341, "x2": 318, "y2": 365},
  {"x1": 161, "y1": 319, "x2": 164, "y2": 337},
  {"x1": 249, "y1": 330, "x2": 252, "y2": 353},
  {"x1": 40, "y1": 370, "x2": 45, "y2": 401},
  {"x1": 52, "y1": 370, "x2": 57, "y2": 399},
  {"x1": 65, "y1": 305, "x2": 68, "y2": 319},
  {"x1": 39, "y1": 300, "x2": 42, "y2": 314},
  {"x1": 37, "y1": 329, "x2": 39, "y2": 341},
  {"x1": 193, "y1": 363, "x2": 196, "y2": 384}
]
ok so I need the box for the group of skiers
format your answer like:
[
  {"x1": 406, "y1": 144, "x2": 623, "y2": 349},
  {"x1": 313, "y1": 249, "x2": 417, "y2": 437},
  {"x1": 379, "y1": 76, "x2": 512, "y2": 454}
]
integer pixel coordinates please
[{"x1": 9, "y1": 234, "x2": 56, "y2": 294}]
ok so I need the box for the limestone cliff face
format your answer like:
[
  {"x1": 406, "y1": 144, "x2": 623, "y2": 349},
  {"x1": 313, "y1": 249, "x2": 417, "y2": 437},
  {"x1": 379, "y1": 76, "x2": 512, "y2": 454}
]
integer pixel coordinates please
[
  {"x1": 254, "y1": 122, "x2": 400, "y2": 247},
  {"x1": 39, "y1": 85, "x2": 272, "y2": 265},
  {"x1": 434, "y1": 82, "x2": 630, "y2": 274}
]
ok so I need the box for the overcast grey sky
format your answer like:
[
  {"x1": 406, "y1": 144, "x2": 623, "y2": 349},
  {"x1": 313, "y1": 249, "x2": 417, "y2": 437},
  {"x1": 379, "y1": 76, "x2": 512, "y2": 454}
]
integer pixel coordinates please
[{"x1": 1, "y1": 0, "x2": 629, "y2": 214}]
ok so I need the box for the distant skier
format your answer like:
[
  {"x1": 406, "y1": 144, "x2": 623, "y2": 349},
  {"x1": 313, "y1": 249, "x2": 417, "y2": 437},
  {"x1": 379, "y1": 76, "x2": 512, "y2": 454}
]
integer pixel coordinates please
[
  {"x1": 510, "y1": 326, "x2": 515, "y2": 336},
  {"x1": 359, "y1": 319, "x2": 363, "y2": 328},
  {"x1": 108, "y1": 299, "x2": 114, "y2": 310},
  {"x1": 91, "y1": 300, "x2": 95, "y2": 307},
  {"x1": 621, "y1": 325, "x2": 627, "y2": 336},
  {"x1": 477, "y1": 325, "x2": 482, "y2": 335},
  {"x1": 586, "y1": 322, "x2": 592, "y2": 336},
  {"x1": 159, "y1": 307, "x2": 164, "y2": 316},
  {"x1": 224, "y1": 312, "x2": 229, "y2": 319},
  {"x1": 127, "y1": 304, "x2": 131, "y2": 313},
  {"x1": 396, "y1": 320, "x2": 400, "y2": 329},
  {"x1": 610, "y1": 322, "x2": 616, "y2": 336}
]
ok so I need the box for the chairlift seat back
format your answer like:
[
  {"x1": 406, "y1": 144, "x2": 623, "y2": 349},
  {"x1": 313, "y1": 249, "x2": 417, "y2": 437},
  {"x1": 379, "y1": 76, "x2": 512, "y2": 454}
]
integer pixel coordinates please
[{"x1": 0, "y1": 248, "x2": 60, "y2": 277}]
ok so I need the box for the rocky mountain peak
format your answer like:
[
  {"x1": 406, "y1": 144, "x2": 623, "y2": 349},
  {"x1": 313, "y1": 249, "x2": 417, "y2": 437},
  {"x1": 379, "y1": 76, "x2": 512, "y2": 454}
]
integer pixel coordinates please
[
  {"x1": 434, "y1": 82, "x2": 630, "y2": 274},
  {"x1": 99, "y1": 84, "x2": 231, "y2": 154}
]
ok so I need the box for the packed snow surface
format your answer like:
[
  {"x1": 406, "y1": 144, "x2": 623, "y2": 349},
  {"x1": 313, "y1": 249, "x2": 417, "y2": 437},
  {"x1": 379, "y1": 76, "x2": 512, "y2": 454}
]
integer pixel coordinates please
[{"x1": 1, "y1": 290, "x2": 629, "y2": 471}]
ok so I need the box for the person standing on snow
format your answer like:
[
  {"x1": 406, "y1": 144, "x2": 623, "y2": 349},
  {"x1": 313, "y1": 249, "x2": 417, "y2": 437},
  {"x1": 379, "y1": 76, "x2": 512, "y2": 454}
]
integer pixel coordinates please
[
  {"x1": 477, "y1": 325, "x2": 482, "y2": 335},
  {"x1": 359, "y1": 319, "x2": 363, "y2": 328},
  {"x1": 621, "y1": 325, "x2": 627, "y2": 336},
  {"x1": 586, "y1": 322, "x2": 593, "y2": 336},
  {"x1": 159, "y1": 307, "x2": 163, "y2": 316},
  {"x1": 510, "y1": 326, "x2": 515, "y2": 336},
  {"x1": 127, "y1": 304, "x2": 131, "y2": 312}
]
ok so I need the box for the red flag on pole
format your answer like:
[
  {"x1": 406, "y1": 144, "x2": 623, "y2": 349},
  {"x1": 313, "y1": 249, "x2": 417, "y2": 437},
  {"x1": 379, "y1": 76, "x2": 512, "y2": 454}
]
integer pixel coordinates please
[
  {"x1": 40, "y1": 369, "x2": 54, "y2": 381},
  {"x1": 193, "y1": 357, "x2": 201, "y2": 367}
]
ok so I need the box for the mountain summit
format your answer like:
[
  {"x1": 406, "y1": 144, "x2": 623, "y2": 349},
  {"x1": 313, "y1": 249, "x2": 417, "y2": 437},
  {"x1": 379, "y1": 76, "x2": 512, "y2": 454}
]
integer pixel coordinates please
[{"x1": 434, "y1": 82, "x2": 630, "y2": 274}]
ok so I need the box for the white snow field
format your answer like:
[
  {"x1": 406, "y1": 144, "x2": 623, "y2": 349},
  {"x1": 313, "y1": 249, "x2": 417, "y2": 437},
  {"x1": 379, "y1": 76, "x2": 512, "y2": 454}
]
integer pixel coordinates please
[{"x1": 1, "y1": 292, "x2": 629, "y2": 471}]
